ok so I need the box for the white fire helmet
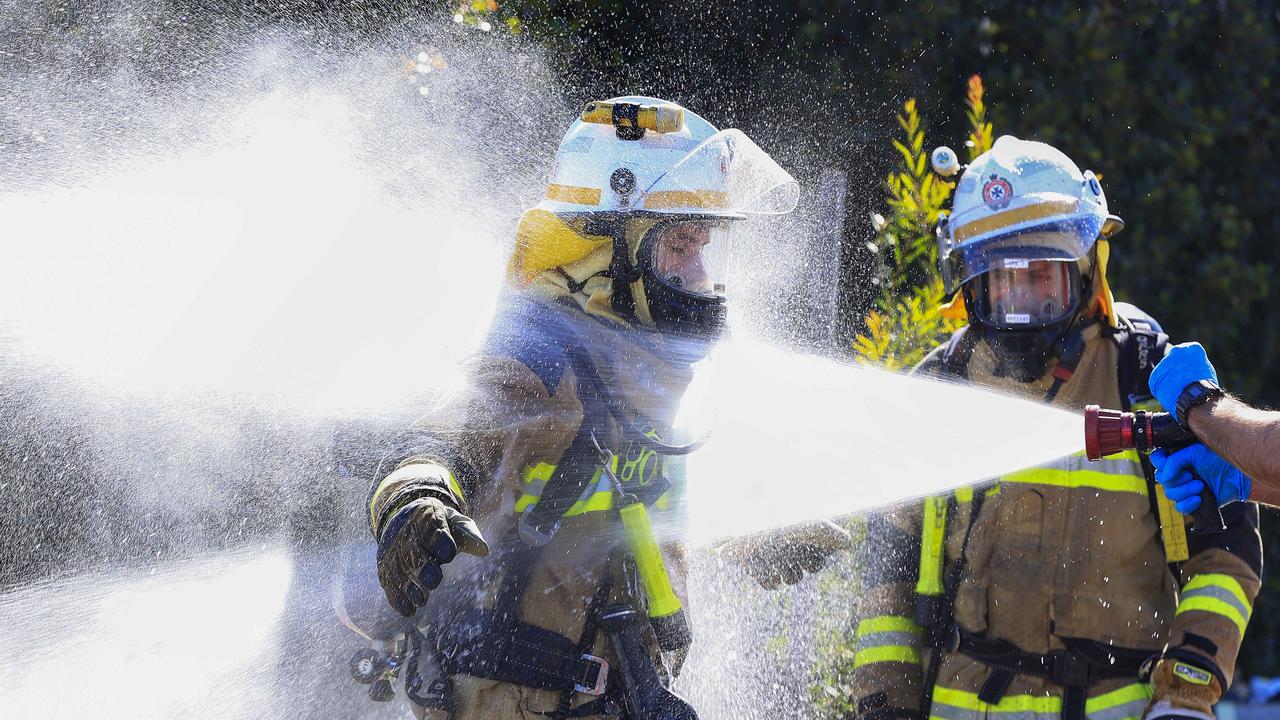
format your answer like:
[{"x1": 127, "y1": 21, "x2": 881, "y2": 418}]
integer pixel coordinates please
[
  {"x1": 935, "y1": 135, "x2": 1124, "y2": 298},
  {"x1": 534, "y1": 96, "x2": 800, "y2": 219},
  {"x1": 509, "y1": 96, "x2": 798, "y2": 342}
]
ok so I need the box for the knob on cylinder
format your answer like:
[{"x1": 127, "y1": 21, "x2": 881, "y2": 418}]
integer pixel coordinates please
[
  {"x1": 1084, "y1": 405, "x2": 1132, "y2": 460},
  {"x1": 931, "y1": 146, "x2": 961, "y2": 177}
]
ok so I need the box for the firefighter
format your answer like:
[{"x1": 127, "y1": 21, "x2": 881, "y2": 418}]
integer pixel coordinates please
[
  {"x1": 365, "y1": 96, "x2": 799, "y2": 719},
  {"x1": 850, "y1": 137, "x2": 1262, "y2": 720}
]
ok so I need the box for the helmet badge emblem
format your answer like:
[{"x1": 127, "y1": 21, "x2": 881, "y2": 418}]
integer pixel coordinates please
[
  {"x1": 610, "y1": 167, "x2": 636, "y2": 207},
  {"x1": 982, "y1": 175, "x2": 1013, "y2": 209},
  {"x1": 610, "y1": 167, "x2": 636, "y2": 193}
]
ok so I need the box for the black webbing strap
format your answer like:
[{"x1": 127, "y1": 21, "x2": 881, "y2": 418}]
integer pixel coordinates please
[
  {"x1": 520, "y1": 424, "x2": 610, "y2": 544},
  {"x1": 958, "y1": 630, "x2": 1149, "y2": 720},
  {"x1": 548, "y1": 569, "x2": 616, "y2": 720},
  {"x1": 441, "y1": 614, "x2": 607, "y2": 693}
]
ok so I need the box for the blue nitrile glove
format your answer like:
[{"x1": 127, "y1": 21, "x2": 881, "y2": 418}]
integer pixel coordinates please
[
  {"x1": 1150, "y1": 444, "x2": 1251, "y2": 513},
  {"x1": 1149, "y1": 342, "x2": 1219, "y2": 416}
]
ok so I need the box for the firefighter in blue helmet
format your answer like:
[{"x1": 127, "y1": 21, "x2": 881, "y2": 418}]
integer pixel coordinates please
[{"x1": 851, "y1": 137, "x2": 1262, "y2": 720}]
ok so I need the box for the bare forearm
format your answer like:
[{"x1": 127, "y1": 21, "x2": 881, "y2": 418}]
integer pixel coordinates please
[{"x1": 1187, "y1": 395, "x2": 1280, "y2": 504}]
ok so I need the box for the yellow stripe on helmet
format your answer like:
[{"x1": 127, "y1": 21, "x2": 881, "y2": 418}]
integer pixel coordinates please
[
  {"x1": 545, "y1": 183, "x2": 603, "y2": 205},
  {"x1": 642, "y1": 189, "x2": 731, "y2": 211},
  {"x1": 952, "y1": 199, "x2": 1078, "y2": 242}
]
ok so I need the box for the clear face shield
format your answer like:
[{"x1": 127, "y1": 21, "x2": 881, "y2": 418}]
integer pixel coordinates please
[
  {"x1": 973, "y1": 258, "x2": 1080, "y2": 329},
  {"x1": 650, "y1": 219, "x2": 732, "y2": 298},
  {"x1": 631, "y1": 130, "x2": 798, "y2": 342},
  {"x1": 938, "y1": 217, "x2": 1103, "y2": 297}
]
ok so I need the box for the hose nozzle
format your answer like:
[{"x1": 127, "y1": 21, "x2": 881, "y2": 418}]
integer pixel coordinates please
[
  {"x1": 1083, "y1": 405, "x2": 1225, "y2": 534},
  {"x1": 1083, "y1": 405, "x2": 1131, "y2": 461},
  {"x1": 1083, "y1": 405, "x2": 1197, "y2": 459}
]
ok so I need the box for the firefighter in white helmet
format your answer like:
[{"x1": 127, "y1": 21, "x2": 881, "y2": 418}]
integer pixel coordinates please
[
  {"x1": 850, "y1": 136, "x2": 1261, "y2": 720},
  {"x1": 362, "y1": 96, "x2": 799, "y2": 719}
]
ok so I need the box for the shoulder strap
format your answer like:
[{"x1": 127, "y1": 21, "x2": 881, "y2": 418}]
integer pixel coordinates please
[
  {"x1": 1110, "y1": 305, "x2": 1188, "y2": 564},
  {"x1": 1112, "y1": 305, "x2": 1168, "y2": 412}
]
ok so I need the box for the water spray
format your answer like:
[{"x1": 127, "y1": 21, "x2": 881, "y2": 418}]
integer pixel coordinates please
[{"x1": 1083, "y1": 405, "x2": 1225, "y2": 533}]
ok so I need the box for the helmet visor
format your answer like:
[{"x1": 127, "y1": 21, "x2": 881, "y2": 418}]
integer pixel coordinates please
[
  {"x1": 640, "y1": 129, "x2": 800, "y2": 216},
  {"x1": 973, "y1": 259, "x2": 1079, "y2": 328},
  {"x1": 940, "y1": 219, "x2": 1102, "y2": 295},
  {"x1": 650, "y1": 220, "x2": 732, "y2": 298}
]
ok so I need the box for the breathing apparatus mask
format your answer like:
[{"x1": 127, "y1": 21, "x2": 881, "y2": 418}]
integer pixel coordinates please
[
  {"x1": 942, "y1": 216, "x2": 1100, "y2": 382},
  {"x1": 961, "y1": 251, "x2": 1091, "y2": 382},
  {"x1": 637, "y1": 217, "x2": 733, "y2": 339}
]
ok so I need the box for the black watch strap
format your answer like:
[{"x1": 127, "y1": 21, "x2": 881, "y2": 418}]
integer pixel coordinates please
[{"x1": 1175, "y1": 379, "x2": 1223, "y2": 426}]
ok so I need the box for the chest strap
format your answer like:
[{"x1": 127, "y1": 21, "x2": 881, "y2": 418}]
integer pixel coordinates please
[
  {"x1": 956, "y1": 628, "x2": 1151, "y2": 720},
  {"x1": 439, "y1": 571, "x2": 614, "y2": 702}
]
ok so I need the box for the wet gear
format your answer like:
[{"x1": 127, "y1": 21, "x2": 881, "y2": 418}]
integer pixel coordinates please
[
  {"x1": 509, "y1": 95, "x2": 797, "y2": 341},
  {"x1": 365, "y1": 96, "x2": 796, "y2": 718},
  {"x1": 721, "y1": 519, "x2": 853, "y2": 590},
  {"x1": 852, "y1": 304, "x2": 1261, "y2": 720},
  {"x1": 367, "y1": 294, "x2": 701, "y2": 720},
  {"x1": 372, "y1": 464, "x2": 490, "y2": 618}
]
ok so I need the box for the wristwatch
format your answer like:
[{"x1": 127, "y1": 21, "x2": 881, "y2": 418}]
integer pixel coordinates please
[{"x1": 1175, "y1": 379, "x2": 1223, "y2": 426}]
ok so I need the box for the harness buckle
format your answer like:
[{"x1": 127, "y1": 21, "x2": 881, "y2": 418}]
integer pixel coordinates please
[
  {"x1": 1053, "y1": 650, "x2": 1092, "y2": 688},
  {"x1": 575, "y1": 654, "x2": 609, "y2": 696},
  {"x1": 518, "y1": 506, "x2": 561, "y2": 547}
]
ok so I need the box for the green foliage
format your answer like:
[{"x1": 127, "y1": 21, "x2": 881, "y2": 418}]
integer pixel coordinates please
[
  {"x1": 964, "y1": 74, "x2": 993, "y2": 161},
  {"x1": 852, "y1": 277, "x2": 962, "y2": 371},
  {"x1": 877, "y1": 98, "x2": 953, "y2": 296},
  {"x1": 852, "y1": 81, "x2": 988, "y2": 370}
]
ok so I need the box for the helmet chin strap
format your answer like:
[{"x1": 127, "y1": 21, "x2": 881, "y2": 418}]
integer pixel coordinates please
[{"x1": 582, "y1": 214, "x2": 643, "y2": 324}]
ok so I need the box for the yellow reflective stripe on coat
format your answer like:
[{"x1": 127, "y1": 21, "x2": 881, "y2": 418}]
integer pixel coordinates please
[
  {"x1": 929, "y1": 682, "x2": 1150, "y2": 720},
  {"x1": 855, "y1": 646, "x2": 920, "y2": 667},
  {"x1": 1000, "y1": 450, "x2": 1147, "y2": 495},
  {"x1": 853, "y1": 616, "x2": 921, "y2": 669},
  {"x1": 1153, "y1": 483, "x2": 1190, "y2": 563},
  {"x1": 917, "y1": 495, "x2": 947, "y2": 596},
  {"x1": 367, "y1": 465, "x2": 465, "y2": 530},
  {"x1": 514, "y1": 456, "x2": 669, "y2": 518},
  {"x1": 1177, "y1": 573, "x2": 1252, "y2": 635}
]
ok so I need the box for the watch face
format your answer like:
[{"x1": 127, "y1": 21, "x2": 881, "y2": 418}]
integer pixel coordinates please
[{"x1": 1177, "y1": 380, "x2": 1223, "y2": 424}]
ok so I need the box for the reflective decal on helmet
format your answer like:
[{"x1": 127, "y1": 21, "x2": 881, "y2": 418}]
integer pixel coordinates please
[{"x1": 981, "y1": 175, "x2": 1014, "y2": 209}]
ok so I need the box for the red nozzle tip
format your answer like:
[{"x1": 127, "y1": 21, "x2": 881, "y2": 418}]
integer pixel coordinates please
[
  {"x1": 1084, "y1": 405, "x2": 1101, "y2": 461},
  {"x1": 1084, "y1": 404, "x2": 1133, "y2": 461}
]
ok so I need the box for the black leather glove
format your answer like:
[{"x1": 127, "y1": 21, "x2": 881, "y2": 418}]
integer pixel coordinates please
[{"x1": 376, "y1": 496, "x2": 489, "y2": 617}]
